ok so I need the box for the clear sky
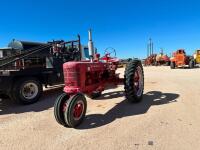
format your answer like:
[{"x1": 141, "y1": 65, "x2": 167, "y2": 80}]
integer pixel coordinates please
[{"x1": 0, "y1": 0, "x2": 200, "y2": 59}]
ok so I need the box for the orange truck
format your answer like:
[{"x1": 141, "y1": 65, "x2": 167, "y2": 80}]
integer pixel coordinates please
[{"x1": 170, "y1": 49, "x2": 194, "y2": 69}]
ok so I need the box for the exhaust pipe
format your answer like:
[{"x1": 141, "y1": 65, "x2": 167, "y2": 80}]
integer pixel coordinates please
[{"x1": 88, "y1": 29, "x2": 94, "y2": 61}]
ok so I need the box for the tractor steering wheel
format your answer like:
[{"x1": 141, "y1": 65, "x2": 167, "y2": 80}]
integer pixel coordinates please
[{"x1": 104, "y1": 47, "x2": 116, "y2": 58}]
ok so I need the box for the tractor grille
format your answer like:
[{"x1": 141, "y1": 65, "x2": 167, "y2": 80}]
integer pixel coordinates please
[
  {"x1": 177, "y1": 55, "x2": 184, "y2": 64},
  {"x1": 64, "y1": 68, "x2": 80, "y2": 87}
]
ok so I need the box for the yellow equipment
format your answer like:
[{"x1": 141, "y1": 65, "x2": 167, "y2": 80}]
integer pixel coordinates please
[{"x1": 194, "y1": 50, "x2": 200, "y2": 64}]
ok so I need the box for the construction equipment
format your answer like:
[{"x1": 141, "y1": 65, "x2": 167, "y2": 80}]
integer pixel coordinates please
[
  {"x1": 193, "y1": 50, "x2": 200, "y2": 65},
  {"x1": 0, "y1": 35, "x2": 88, "y2": 104},
  {"x1": 170, "y1": 49, "x2": 194, "y2": 69},
  {"x1": 54, "y1": 30, "x2": 144, "y2": 128}
]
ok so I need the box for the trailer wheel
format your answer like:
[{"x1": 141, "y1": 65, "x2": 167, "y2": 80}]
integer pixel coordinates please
[
  {"x1": 63, "y1": 93, "x2": 87, "y2": 128},
  {"x1": 12, "y1": 77, "x2": 42, "y2": 104},
  {"x1": 189, "y1": 60, "x2": 195, "y2": 68},
  {"x1": 170, "y1": 62, "x2": 175, "y2": 69},
  {"x1": 54, "y1": 93, "x2": 69, "y2": 126},
  {"x1": 124, "y1": 60, "x2": 144, "y2": 103}
]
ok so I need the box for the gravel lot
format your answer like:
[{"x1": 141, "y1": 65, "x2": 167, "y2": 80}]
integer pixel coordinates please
[{"x1": 0, "y1": 66, "x2": 200, "y2": 150}]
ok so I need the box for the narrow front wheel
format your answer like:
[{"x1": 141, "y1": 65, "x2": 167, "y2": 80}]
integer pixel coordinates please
[
  {"x1": 63, "y1": 93, "x2": 87, "y2": 128},
  {"x1": 54, "y1": 93, "x2": 70, "y2": 126}
]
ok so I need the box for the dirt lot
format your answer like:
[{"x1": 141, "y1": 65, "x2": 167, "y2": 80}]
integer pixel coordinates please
[{"x1": 0, "y1": 66, "x2": 200, "y2": 150}]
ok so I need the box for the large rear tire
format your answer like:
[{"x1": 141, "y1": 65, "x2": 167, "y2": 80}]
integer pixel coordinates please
[
  {"x1": 12, "y1": 77, "x2": 42, "y2": 104},
  {"x1": 63, "y1": 93, "x2": 87, "y2": 128},
  {"x1": 124, "y1": 60, "x2": 144, "y2": 103}
]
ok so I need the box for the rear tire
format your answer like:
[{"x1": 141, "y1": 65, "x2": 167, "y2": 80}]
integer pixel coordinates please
[
  {"x1": 124, "y1": 60, "x2": 144, "y2": 103},
  {"x1": 12, "y1": 77, "x2": 42, "y2": 104},
  {"x1": 63, "y1": 93, "x2": 87, "y2": 128},
  {"x1": 170, "y1": 62, "x2": 175, "y2": 69}
]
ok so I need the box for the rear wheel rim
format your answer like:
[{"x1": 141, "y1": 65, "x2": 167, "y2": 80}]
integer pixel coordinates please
[
  {"x1": 133, "y1": 66, "x2": 143, "y2": 97},
  {"x1": 21, "y1": 82, "x2": 38, "y2": 100},
  {"x1": 73, "y1": 100, "x2": 84, "y2": 121}
]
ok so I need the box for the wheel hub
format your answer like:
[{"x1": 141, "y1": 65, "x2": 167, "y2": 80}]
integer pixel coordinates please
[
  {"x1": 133, "y1": 66, "x2": 143, "y2": 97},
  {"x1": 73, "y1": 101, "x2": 84, "y2": 120},
  {"x1": 21, "y1": 83, "x2": 38, "y2": 100}
]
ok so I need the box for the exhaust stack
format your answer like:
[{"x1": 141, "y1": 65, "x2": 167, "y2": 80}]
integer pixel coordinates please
[{"x1": 88, "y1": 29, "x2": 94, "y2": 61}]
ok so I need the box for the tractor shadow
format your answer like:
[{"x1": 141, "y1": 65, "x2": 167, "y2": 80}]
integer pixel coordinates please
[
  {"x1": 77, "y1": 91, "x2": 179, "y2": 130},
  {"x1": 0, "y1": 86, "x2": 63, "y2": 115},
  {"x1": 95, "y1": 91, "x2": 125, "y2": 100}
]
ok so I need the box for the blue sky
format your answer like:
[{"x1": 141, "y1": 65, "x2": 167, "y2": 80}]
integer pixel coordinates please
[{"x1": 0, "y1": 0, "x2": 200, "y2": 59}]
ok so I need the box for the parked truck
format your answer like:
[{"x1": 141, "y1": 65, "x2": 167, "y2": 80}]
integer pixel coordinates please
[{"x1": 0, "y1": 35, "x2": 90, "y2": 104}]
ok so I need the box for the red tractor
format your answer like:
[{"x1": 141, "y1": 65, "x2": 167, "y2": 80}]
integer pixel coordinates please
[
  {"x1": 144, "y1": 54, "x2": 157, "y2": 66},
  {"x1": 155, "y1": 53, "x2": 170, "y2": 66},
  {"x1": 170, "y1": 49, "x2": 195, "y2": 69},
  {"x1": 54, "y1": 30, "x2": 144, "y2": 128}
]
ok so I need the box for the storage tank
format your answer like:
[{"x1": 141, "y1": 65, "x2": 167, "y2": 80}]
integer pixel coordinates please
[{"x1": 8, "y1": 39, "x2": 48, "y2": 50}]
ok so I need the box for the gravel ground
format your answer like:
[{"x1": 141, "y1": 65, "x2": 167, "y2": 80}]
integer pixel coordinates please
[{"x1": 0, "y1": 66, "x2": 200, "y2": 150}]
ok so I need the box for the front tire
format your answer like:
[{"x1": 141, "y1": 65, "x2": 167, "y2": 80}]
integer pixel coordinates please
[
  {"x1": 12, "y1": 77, "x2": 42, "y2": 104},
  {"x1": 124, "y1": 60, "x2": 144, "y2": 103},
  {"x1": 63, "y1": 93, "x2": 87, "y2": 128},
  {"x1": 54, "y1": 93, "x2": 69, "y2": 126}
]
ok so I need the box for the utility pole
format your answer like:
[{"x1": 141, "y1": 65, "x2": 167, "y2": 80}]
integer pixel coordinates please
[{"x1": 147, "y1": 38, "x2": 154, "y2": 57}]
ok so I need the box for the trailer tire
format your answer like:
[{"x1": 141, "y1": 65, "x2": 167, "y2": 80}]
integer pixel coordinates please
[
  {"x1": 54, "y1": 93, "x2": 69, "y2": 126},
  {"x1": 63, "y1": 93, "x2": 87, "y2": 128},
  {"x1": 170, "y1": 62, "x2": 175, "y2": 69},
  {"x1": 124, "y1": 60, "x2": 144, "y2": 103},
  {"x1": 12, "y1": 77, "x2": 42, "y2": 104}
]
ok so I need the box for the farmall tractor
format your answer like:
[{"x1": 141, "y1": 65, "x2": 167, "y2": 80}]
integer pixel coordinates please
[
  {"x1": 54, "y1": 30, "x2": 144, "y2": 128},
  {"x1": 170, "y1": 49, "x2": 195, "y2": 69},
  {"x1": 193, "y1": 50, "x2": 200, "y2": 65},
  {"x1": 144, "y1": 54, "x2": 157, "y2": 66},
  {"x1": 155, "y1": 53, "x2": 170, "y2": 66}
]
